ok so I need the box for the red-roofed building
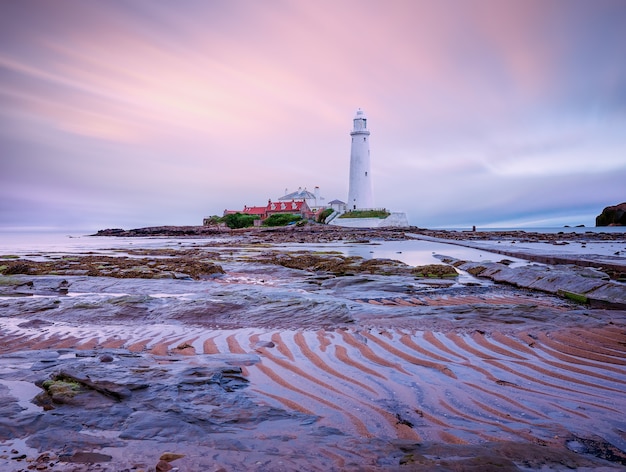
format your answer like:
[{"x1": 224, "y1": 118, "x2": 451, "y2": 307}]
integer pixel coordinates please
[
  {"x1": 242, "y1": 205, "x2": 268, "y2": 217},
  {"x1": 223, "y1": 205, "x2": 267, "y2": 218},
  {"x1": 265, "y1": 199, "x2": 313, "y2": 219},
  {"x1": 222, "y1": 199, "x2": 313, "y2": 222}
]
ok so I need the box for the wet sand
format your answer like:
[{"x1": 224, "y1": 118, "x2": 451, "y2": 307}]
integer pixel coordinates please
[{"x1": 0, "y1": 226, "x2": 625, "y2": 471}]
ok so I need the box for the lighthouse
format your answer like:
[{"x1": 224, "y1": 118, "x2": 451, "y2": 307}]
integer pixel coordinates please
[{"x1": 347, "y1": 108, "x2": 373, "y2": 210}]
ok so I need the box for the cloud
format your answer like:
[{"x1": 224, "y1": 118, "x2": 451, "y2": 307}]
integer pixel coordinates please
[{"x1": 1, "y1": 0, "x2": 625, "y2": 230}]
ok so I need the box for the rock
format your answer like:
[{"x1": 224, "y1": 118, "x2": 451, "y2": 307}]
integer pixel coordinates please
[
  {"x1": 35, "y1": 370, "x2": 133, "y2": 407},
  {"x1": 455, "y1": 260, "x2": 626, "y2": 308},
  {"x1": 596, "y1": 202, "x2": 626, "y2": 226},
  {"x1": 160, "y1": 452, "x2": 185, "y2": 462},
  {"x1": 565, "y1": 434, "x2": 626, "y2": 465},
  {"x1": 17, "y1": 319, "x2": 53, "y2": 329},
  {"x1": 156, "y1": 460, "x2": 173, "y2": 471},
  {"x1": 60, "y1": 451, "x2": 112, "y2": 463},
  {"x1": 56, "y1": 280, "x2": 70, "y2": 294},
  {"x1": 172, "y1": 343, "x2": 196, "y2": 355},
  {"x1": 172, "y1": 272, "x2": 193, "y2": 280}
]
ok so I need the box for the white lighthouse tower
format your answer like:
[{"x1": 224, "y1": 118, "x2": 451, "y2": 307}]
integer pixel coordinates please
[{"x1": 347, "y1": 108, "x2": 373, "y2": 210}]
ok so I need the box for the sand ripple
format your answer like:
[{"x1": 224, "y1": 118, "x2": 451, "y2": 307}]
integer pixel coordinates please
[{"x1": 1, "y1": 319, "x2": 625, "y2": 459}]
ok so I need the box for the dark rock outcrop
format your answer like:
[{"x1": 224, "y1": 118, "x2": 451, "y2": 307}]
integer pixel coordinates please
[{"x1": 596, "y1": 202, "x2": 626, "y2": 226}]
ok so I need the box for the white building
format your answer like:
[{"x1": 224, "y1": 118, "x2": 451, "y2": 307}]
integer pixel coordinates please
[
  {"x1": 347, "y1": 108, "x2": 373, "y2": 210},
  {"x1": 328, "y1": 199, "x2": 346, "y2": 212},
  {"x1": 278, "y1": 186, "x2": 325, "y2": 211}
]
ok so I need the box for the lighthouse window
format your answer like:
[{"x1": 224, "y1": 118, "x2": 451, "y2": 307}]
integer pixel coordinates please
[
  {"x1": 365, "y1": 172, "x2": 368, "y2": 176},
  {"x1": 363, "y1": 137, "x2": 366, "y2": 142}
]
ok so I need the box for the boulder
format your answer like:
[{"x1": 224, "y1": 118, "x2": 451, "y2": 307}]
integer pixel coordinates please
[{"x1": 596, "y1": 202, "x2": 626, "y2": 226}]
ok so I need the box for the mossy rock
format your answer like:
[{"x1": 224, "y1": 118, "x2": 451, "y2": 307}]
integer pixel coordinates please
[
  {"x1": 0, "y1": 255, "x2": 224, "y2": 280},
  {"x1": 42, "y1": 379, "x2": 83, "y2": 394},
  {"x1": 412, "y1": 264, "x2": 458, "y2": 278},
  {"x1": 466, "y1": 265, "x2": 487, "y2": 276},
  {"x1": 1, "y1": 262, "x2": 32, "y2": 275},
  {"x1": 358, "y1": 258, "x2": 409, "y2": 275}
]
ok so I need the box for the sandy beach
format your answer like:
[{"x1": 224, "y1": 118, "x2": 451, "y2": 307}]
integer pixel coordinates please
[{"x1": 1, "y1": 226, "x2": 625, "y2": 471}]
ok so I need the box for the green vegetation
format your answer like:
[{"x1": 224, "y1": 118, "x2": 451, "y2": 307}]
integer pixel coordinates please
[
  {"x1": 262, "y1": 213, "x2": 302, "y2": 227},
  {"x1": 338, "y1": 209, "x2": 390, "y2": 219},
  {"x1": 317, "y1": 208, "x2": 334, "y2": 223},
  {"x1": 221, "y1": 213, "x2": 259, "y2": 229},
  {"x1": 558, "y1": 289, "x2": 589, "y2": 304},
  {"x1": 0, "y1": 255, "x2": 19, "y2": 259},
  {"x1": 41, "y1": 378, "x2": 84, "y2": 398},
  {"x1": 203, "y1": 215, "x2": 222, "y2": 226},
  {"x1": 204, "y1": 212, "x2": 260, "y2": 229}
]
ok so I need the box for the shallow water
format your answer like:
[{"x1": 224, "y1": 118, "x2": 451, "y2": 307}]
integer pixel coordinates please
[
  {"x1": 280, "y1": 239, "x2": 529, "y2": 267},
  {"x1": 0, "y1": 231, "x2": 217, "y2": 256},
  {"x1": 1, "y1": 229, "x2": 619, "y2": 267}
]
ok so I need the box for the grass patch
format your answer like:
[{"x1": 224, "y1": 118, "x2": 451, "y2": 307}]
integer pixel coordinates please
[
  {"x1": 338, "y1": 209, "x2": 390, "y2": 219},
  {"x1": 0, "y1": 255, "x2": 20, "y2": 259}
]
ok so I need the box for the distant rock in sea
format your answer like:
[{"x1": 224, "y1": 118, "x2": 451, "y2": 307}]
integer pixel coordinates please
[{"x1": 596, "y1": 202, "x2": 626, "y2": 226}]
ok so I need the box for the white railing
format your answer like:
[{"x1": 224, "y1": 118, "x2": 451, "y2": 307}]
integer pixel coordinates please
[
  {"x1": 324, "y1": 210, "x2": 341, "y2": 224},
  {"x1": 343, "y1": 208, "x2": 387, "y2": 213}
]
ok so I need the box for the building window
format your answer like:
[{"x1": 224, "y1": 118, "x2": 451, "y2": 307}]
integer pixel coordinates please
[
  {"x1": 365, "y1": 171, "x2": 368, "y2": 176},
  {"x1": 363, "y1": 137, "x2": 366, "y2": 142}
]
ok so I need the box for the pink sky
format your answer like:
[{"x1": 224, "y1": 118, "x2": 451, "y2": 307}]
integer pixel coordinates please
[{"x1": 1, "y1": 0, "x2": 625, "y2": 229}]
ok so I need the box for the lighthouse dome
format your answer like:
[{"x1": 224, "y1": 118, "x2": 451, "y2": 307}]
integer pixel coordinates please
[{"x1": 354, "y1": 108, "x2": 366, "y2": 119}]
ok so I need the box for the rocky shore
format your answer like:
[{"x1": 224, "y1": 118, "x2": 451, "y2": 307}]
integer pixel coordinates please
[
  {"x1": 93, "y1": 223, "x2": 626, "y2": 243},
  {"x1": 1, "y1": 225, "x2": 625, "y2": 471}
]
